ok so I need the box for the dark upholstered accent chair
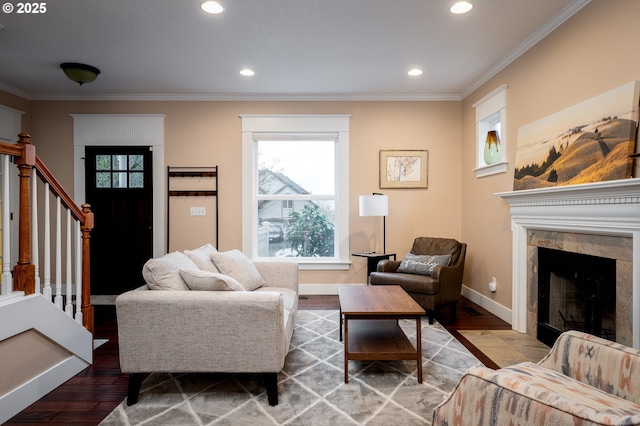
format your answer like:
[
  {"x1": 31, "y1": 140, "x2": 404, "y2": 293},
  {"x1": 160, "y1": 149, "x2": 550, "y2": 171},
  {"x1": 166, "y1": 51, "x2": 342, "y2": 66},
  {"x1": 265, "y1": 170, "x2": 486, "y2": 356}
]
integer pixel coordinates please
[{"x1": 369, "y1": 237, "x2": 467, "y2": 324}]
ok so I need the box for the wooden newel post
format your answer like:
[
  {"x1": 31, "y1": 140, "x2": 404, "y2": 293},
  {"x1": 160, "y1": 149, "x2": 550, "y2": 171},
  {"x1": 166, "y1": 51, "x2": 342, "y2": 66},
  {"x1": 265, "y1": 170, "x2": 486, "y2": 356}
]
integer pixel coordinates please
[
  {"x1": 13, "y1": 133, "x2": 36, "y2": 294},
  {"x1": 81, "y1": 203, "x2": 95, "y2": 334}
]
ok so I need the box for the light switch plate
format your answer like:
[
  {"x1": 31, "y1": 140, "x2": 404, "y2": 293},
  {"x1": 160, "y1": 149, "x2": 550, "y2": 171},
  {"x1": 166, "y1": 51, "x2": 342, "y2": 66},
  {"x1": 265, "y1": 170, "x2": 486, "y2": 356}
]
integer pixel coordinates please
[{"x1": 190, "y1": 207, "x2": 206, "y2": 216}]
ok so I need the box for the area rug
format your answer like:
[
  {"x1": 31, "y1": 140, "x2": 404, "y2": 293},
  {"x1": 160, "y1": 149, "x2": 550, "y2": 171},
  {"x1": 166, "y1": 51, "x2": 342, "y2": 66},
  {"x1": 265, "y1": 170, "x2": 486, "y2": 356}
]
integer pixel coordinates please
[
  {"x1": 100, "y1": 310, "x2": 481, "y2": 425},
  {"x1": 93, "y1": 338, "x2": 109, "y2": 350}
]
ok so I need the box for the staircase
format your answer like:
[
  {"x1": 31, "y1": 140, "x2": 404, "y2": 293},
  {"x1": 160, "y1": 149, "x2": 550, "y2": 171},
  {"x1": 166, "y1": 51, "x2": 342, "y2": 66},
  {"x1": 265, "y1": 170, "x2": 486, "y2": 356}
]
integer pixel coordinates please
[{"x1": 0, "y1": 134, "x2": 94, "y2": 423}]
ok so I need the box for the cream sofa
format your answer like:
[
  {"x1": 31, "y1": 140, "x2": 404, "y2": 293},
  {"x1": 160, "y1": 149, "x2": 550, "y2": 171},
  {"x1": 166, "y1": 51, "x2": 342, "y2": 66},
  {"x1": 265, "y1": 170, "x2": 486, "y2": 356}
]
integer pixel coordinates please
[
  {"x1": 433, "y1": 330, "x2": 640, "y2": 425},
  {"x1": 116, "y1": 245, "x2": 299, "y2": 406}
]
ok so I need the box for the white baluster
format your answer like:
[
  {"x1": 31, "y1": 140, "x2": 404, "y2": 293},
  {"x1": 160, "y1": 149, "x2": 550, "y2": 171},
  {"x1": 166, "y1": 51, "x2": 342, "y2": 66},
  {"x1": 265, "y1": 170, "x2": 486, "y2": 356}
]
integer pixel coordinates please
[
  {"x1": 43, "y1": 183, "x2": 52, "y2": 300},
  {"x1": 31, "y1": 172, "x2": 40, "y2": 294},
  {"x1": 1, "y1": 155, "x2": 12, "y2": 296},
  {"x1": 65, "y1": 209, "x2": 72, "y2": 317},
  {"x1": 54, "y1": 196, "x2": 62, "y2": 310},
  {"x1": 75, "y1": 221, "x2": 83, "y2": 324}
]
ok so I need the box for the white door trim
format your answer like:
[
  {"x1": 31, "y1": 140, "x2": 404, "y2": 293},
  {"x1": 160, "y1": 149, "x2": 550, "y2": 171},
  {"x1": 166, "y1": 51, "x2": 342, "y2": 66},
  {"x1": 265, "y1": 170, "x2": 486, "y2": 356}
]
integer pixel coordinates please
[{"x1": 71, "y1": 114, "x2": 165, "y2": 257}]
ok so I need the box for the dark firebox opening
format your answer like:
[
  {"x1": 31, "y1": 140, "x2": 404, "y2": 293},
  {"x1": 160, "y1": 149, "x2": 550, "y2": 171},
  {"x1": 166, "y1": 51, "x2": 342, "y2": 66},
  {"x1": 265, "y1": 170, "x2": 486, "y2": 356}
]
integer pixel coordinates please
[{"x1": 537, "y1": 247, "x2": 616, "y2": 347}]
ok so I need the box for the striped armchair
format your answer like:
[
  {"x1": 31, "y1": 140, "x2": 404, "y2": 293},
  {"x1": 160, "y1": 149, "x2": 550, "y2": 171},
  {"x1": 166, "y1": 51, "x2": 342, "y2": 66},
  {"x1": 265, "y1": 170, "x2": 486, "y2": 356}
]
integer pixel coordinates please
[{"x1": 433, "y1": 330, "x2": 640, "y2": 425}]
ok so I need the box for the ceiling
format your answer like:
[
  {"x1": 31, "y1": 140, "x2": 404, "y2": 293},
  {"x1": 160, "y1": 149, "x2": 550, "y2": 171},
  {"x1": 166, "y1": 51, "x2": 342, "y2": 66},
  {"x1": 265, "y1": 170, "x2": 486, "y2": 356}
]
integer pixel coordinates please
[{"x1": 0, "y1": 0, "x2": 590, "y2": 101}]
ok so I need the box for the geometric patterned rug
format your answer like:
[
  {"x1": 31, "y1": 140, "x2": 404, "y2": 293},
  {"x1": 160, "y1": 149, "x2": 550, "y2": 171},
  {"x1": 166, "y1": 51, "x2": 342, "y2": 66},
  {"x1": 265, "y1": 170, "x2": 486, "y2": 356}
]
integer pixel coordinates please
[{"x1": 99, "y1": 310, "x2": 481, "y2": 425}]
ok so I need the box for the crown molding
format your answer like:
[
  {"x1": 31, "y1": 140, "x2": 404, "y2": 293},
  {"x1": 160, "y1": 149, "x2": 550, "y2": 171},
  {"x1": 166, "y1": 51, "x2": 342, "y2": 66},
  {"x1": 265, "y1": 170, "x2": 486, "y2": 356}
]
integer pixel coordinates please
[
  {"x1": 0, "y1": 81, "x2": 32, "y2": 100},
  {"x1": 461, "y1": 0, "x2": 591, "y2": 99},
  {"x1": 24, "y1": 92, "x2": 462, "y2": 102}
]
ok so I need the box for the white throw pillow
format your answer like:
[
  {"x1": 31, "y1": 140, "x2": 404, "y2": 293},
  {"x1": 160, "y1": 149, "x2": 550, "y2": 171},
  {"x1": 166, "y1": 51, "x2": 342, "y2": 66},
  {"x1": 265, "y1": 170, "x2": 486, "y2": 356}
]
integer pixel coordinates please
[
  {"x1": 142, "y1": 251, "x2": 198, "y2": 290},
  {"x1": 179, "y1": 268, "x2": 245, "y2": 291},
  {"x1": 184, "y1": 243, "x2": 219, "y2": 272},
  {"x1": 210, "y1": 249, "x2": 265, "y2": 291}
]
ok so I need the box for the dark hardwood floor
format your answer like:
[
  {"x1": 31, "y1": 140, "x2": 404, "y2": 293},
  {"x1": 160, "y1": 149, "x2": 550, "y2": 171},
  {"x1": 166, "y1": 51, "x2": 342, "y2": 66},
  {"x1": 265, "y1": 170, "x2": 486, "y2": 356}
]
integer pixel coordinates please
[{"x1": 7, "y1": 296, "x2": 509, "y2": 424}]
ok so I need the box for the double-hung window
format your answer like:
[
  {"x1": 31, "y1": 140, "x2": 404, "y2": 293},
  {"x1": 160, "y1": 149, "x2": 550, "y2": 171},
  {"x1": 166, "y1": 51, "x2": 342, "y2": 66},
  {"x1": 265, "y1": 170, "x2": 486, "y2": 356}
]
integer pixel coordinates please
[{"x1": 241, "y1": 114, "x2": 350, "y2": 270}]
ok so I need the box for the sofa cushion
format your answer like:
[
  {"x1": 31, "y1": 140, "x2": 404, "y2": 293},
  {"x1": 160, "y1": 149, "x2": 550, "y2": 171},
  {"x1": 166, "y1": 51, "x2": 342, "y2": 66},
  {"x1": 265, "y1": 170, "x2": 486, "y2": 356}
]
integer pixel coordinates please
[
  {"x1": 184, "y1": 243, "x2": 219, "y2": 272},
  {"x1": 142, "y1": 251, "x2": 198, "y2": 291},
  {"x1": 254, "y1": 287, "x2": 297, "y2": 311},
  {"x1": 211, "y1": 249, "x2": 265, "y2": 291},
  {"x1": 397, "y1": 253, "x2": 451, "y2": 276},
  {"x1": 179, "y1": 268, "x2": 245, "y2": 291}
]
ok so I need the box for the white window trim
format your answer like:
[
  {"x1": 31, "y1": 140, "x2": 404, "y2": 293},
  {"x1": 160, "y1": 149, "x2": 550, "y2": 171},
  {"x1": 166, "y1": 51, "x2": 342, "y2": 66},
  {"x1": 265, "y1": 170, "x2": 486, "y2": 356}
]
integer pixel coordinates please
[
  {"x1": 240, "y1": 114, "x2": 350, "y2": 270},
  {"x1": 472, "y1": 84, "x2": 508, "y2": 178}
]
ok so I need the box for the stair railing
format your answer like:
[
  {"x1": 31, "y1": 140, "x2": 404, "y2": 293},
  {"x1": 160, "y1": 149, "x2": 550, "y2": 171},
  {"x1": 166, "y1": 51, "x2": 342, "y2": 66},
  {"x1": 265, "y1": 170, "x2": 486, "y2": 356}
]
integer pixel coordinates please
[{"x1": 0, "y1": 133, "x2": 94, "y2": 333}]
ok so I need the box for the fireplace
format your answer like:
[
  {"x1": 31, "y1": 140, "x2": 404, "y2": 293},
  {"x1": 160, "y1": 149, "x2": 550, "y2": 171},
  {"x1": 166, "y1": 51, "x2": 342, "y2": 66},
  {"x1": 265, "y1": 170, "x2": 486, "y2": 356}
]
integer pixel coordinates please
[
  {"x1": 496, "y1": 179, "x2": 640, "y2": 349},
  {"x1": 537, "y1": 247, "x2": 616, "y2": 346}
]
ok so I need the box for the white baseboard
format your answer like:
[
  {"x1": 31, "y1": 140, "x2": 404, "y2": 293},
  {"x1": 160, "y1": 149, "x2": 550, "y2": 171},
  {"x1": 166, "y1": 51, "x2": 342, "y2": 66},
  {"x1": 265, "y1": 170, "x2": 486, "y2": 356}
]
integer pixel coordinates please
[{"x1": 461, "y1": 285, "x2": 512, "y2": 325}]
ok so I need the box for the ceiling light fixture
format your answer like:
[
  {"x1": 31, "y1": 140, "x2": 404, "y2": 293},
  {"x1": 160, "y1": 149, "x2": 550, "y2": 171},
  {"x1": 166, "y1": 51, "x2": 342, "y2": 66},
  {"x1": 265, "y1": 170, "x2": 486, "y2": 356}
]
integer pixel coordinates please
[
  {"x1": 408, "y1": 69, "x2": 423, "y2": 76},
  {"x1": 60, "y1": 62, "x2": 101, "y2": 85},
  {"x1": 201, "y1": 1, "x2": 224, "y2": 14},
  {"x1": 239, "y1": 69, "x2": 255, "y2": 76},
  {"x1": 450, "y1": 1, "x2": 473, "y2": 14}
]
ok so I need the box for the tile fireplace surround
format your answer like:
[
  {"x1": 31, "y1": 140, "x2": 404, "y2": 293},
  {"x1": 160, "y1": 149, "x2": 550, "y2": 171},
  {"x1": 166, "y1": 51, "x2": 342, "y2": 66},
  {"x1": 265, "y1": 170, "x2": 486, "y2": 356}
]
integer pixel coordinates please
[{"x1": 496, "y1": 179, "x2": 640, "y2": 349}]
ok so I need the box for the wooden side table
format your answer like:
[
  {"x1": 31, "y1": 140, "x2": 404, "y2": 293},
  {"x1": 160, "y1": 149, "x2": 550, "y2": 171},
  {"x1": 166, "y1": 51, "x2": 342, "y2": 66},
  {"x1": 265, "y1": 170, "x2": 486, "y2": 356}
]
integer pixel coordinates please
[
  {"x1": 352, "y1": 252, "x2": 396, "y2": 284},
  {"x1": 338, "y1": 285, "x2": 426, "y2": 383}
]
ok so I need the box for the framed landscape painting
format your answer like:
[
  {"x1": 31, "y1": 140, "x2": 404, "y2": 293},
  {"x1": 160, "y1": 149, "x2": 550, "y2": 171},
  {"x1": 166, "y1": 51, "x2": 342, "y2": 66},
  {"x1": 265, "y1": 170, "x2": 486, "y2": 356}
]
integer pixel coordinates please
[
  {"x1": 513, "y1": 81, "x2": 639, "y2": 191},
  {"x1": 380, "y1": 150, "x2": 428, "y2": 189}
]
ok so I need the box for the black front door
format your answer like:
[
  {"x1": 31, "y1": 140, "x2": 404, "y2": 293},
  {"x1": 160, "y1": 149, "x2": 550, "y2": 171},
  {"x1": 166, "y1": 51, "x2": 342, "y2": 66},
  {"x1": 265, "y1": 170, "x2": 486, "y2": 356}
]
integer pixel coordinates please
[{"x1": 85, "y1": 146, "x2": 153, "y2": 295}]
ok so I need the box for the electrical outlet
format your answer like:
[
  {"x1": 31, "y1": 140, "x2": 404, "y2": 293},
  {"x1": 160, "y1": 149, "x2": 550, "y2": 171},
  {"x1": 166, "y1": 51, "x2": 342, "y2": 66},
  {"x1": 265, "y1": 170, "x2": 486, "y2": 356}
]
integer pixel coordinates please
[
  {"x1": 190, "y1": 207, "x2": 206, "y2": 216},
  {"x1": 489, "y1": 277, "x2": 497, "y2": 292}
]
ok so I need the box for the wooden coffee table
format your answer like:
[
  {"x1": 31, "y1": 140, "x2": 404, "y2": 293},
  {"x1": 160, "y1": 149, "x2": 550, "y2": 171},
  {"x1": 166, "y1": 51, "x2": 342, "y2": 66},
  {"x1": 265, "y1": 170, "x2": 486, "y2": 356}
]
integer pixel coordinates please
[{"x1": 338, "y1": 285, "x2": 426, "y2": 383}]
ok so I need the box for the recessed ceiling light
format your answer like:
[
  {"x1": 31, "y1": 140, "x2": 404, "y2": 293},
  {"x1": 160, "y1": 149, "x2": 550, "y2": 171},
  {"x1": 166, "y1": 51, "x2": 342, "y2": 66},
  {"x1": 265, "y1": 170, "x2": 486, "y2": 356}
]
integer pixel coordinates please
[
  {"x1": 450, "y1": 1, "x2": 473, "y2": 14},
  {"x1": 408, "y1": 69, "x2": 423, "y2": 76},
  {"x1": 201, "y1": 1, "x2": 224, "y2": 14},
  {"x1": 240, "y1": 69, "x2": 255, "y2": 77}
]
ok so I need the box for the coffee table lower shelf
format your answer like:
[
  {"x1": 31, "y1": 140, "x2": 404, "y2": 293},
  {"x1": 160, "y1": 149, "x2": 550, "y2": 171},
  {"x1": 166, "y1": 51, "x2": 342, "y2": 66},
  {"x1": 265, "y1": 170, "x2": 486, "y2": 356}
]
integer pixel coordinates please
[{"x1": 344, "y1": 319, "x2": 422, "y2": 383}]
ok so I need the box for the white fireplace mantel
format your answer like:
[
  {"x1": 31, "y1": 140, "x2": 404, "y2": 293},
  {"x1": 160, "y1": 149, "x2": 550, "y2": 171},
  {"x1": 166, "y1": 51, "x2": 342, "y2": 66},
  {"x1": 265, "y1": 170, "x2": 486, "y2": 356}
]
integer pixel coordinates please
[{"x1": 496, "y1": 178, "x2": 640, "y2": 348}]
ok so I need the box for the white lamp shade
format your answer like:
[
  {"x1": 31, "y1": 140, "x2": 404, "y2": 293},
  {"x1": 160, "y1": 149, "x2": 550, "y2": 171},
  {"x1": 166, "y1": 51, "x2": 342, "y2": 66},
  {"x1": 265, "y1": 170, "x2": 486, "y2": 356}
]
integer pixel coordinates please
[{"x1": 359, "y1": 194, "x2": 388, "y2": 217}]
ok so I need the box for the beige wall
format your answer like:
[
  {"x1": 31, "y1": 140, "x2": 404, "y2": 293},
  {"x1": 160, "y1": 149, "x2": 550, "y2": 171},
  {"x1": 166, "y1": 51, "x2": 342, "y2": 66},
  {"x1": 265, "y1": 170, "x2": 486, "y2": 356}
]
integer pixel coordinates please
[
  {"x1": 22, "y1": 100, "x2": 462, "y2": 286},
  {"x1": 2, "y1": 0, "x2": 636, "y2": 301},
  {"x1": 460, "y1": 0, "x2": 640, "y2": 309}
]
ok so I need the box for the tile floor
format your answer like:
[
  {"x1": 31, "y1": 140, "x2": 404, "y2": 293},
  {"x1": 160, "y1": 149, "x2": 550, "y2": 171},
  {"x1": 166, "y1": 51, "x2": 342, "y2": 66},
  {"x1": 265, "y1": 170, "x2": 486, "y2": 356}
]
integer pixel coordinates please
[{"x1": 458, "y1": 329, "x2": 550, "y2": 368}]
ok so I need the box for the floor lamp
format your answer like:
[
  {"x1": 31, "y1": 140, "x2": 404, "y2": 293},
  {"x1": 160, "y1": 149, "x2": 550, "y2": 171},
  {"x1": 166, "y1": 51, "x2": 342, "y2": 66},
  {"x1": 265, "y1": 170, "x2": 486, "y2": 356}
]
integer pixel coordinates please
[{"x1": 359, "y1": 193, "x2": 389, "y2": 253}]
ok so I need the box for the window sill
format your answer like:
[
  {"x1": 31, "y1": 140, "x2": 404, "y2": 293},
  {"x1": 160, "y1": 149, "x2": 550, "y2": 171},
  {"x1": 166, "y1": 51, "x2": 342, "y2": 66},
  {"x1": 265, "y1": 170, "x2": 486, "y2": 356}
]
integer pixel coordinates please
[
  {"x1": 299, "y1": 261, "x2": 351, "y2": 271},
  {"x1": 474, "y1": 161, "x2": 508, "y2": 178},
  {"x1": 255, "y1": 259, "x2": 351, "y2": 271}
]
